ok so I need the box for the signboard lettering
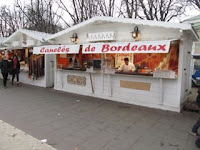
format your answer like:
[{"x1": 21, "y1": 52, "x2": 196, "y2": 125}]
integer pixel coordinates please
[
  {"x1": 82, "y1": 40, "x2": 171, "y2": 54},
  {"x1": 33, "y1": 45, "x2": 80, "y2": 54}
]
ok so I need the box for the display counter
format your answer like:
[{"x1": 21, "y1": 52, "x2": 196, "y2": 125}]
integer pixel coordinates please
[
  {"x1": 54, "y1": 69, "x2": 179, "y2": 112},
  {"x1": 115, "y1": 72, "x2": 153, "y2": 76},
  {"x1": 61, "y1": 68, "x2": 86, "y2": 71},
  {"x1": 19, "y1": 69, "x2": 46, "y2": 87}
]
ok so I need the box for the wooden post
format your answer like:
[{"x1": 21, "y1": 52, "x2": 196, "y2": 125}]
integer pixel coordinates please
[
  {"x1": 108, "y1": 74, "x2": 112, "y2": 97},
  {"x1": 90, "y1": 73, "x2": 94, "y2": 94},
  {"x1": 101, "y1": 54, "x2": 104, "y2": 94},
  {"x1": 160, "y1": 78, "x2": 163, "y2": 105}
]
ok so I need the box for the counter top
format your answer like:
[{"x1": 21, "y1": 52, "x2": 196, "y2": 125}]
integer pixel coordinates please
[
  {"x1": 57, "y1": 68, "x2": 177, "y2": 80},
  {"x1": 115, "y1": 72, "x2": 153, "y2": 76},
  {"x1": 20, "y1": 69, "x2": 29, "y2": 73},
  {"x1": 57, "y1": 68, "x2": 86, "y2": 72}
]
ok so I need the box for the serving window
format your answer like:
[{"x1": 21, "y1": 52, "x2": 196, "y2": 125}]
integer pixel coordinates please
[
  {"x1": 56, "y1": 46, "x2": 101, "y2": 71},
  {"x1": 57, "y1": 54, "x2": 82, "y2": 69},
  {"x1": 8, "y1": 49, "x2": 45, "y2": 79},
  {"x1": 56, "y1": 40, "x2": 179, "y2": 78},
  {"x1": 133, "y1": 41, "x2": 179, "y2": 75},
  {"x1": 102, "y1": 41, "x2": 179, "y2": 76}
]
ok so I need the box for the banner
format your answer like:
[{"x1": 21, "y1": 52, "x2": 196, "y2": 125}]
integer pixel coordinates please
[
  {"x1": 33, "y1": 45, "x2": 80, "y2": 54},
  {"x1": 82, "y1": 40, "x2": 171, "y2": 54}
]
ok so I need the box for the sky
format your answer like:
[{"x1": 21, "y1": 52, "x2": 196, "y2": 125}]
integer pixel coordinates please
[
  {"x1": 0, "y1": 0, "x2": 13, "y2": 6},
  {"x1": 0, "y1": 0, "x2": 200, "y2": 23}
]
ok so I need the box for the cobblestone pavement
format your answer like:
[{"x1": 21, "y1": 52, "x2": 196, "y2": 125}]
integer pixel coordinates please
[
  {"x1": 0, "y1": 81, "x2": 200, "y2": 150},
  {"x1": 0, "y1": 120, "x2": 56, "y2": 150}
]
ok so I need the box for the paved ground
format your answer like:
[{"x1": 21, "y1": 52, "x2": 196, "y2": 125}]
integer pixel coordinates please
[
  {"x1": 0, "y1": 120, "x2": 56, "y2": 150},
  {"x1": 0, "y1": 81, "x2": 200, "y2": 150},
  {"x1": 184, "y1": 88, "x2": 199, "y2": 111}
]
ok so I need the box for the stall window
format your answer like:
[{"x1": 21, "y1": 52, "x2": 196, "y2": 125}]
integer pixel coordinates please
[
  {"x1": 29, "y1": 54, "x2": 45, "y2": 79},
  {"x1": 102, "y1": 41, "x2": 179, "y2": 75},
  {"x1": 57, "y1": 53, "x2": 101, "y2": 70},
  {"x1": 8, "y1": 49, "x2": 45, "y2": 79},
  {"x1": 57, "y1": 53, "x2": 82, "y2": 69},
  {"x1": 57, "y1": 44, "x2": 101, "y2": 71},
  {"x1": 133, "y1": 41, "x2": 179, "y2": 75}
]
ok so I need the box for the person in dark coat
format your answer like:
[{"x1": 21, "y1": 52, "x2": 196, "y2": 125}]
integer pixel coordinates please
[
  {"x1": 0, "y1": 56, "x2": 10, "y2": 88},
  {"x1": 190, "y1": 88, "x2": 200, "y2": 137},
  {"x1": 10, "y1": 55, "x2": 20, "y2": 85}
]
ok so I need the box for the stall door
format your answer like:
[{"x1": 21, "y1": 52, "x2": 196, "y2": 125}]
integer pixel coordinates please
[{"x1": 45, "y1": 54, "x2": 55, "y2": 87}]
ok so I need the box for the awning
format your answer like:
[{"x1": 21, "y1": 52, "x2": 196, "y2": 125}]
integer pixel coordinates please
[
  {"x1": 33, "y1": 45, "x2": 80, "y2": 54},
  {"x1": 82, "y1": 40, "x2": 171, "y2": 54}
]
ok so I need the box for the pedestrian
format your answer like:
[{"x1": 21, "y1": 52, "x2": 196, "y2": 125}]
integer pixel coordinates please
[
  {"x1": 190, "y1": 88, "x2": 200, "y2": 137},
  {"x1": 0, "y1": 56, "x2": 10, "y2": 88},
  {"x1": 10, "y1": 55, "x2": 20, "y2": 85}
]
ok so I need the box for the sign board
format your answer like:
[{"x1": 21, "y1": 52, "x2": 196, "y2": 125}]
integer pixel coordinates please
[
  {"x1": 82, "y1": 40, "x2": 171, "y2": 54},
  {"x1": 120, "y1": 80, "x2": 151, "y2": 91},
  {"x1": 87, "y1": 32, "x2": 116, "y2": 42},
  {"x1": 33, "y1": 45, "x2": 80, "y2": 54},
  {"x1": 153, "y1": 70, "x2": 175, "y2": 79},
  {"x1": 67, "y1": 75, "x2": 86, "y2": 86}
]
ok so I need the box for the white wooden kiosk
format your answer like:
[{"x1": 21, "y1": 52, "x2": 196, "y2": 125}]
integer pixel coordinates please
[
  {"x1": 2, "y1": 29, "x2": 54, "y2": 87},
  {"x1": 45, "y1": 17, "x2": 198, "y2": 112}
]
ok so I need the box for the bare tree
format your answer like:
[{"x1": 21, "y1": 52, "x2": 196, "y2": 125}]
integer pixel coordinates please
[
  {"x1": 0, "y1": 5, "x2": 25, "y2": 37},
  {"x1": 14, "y1": 0, "x2": 63, "y2": 33},
  {"x1": 0, "y1": 0, "x2": 192, "y2": 37},
  {"x1": 120, "y1": 0, "x2": 186, "y2": 21},
  {"x1": 187, "y1": 0, "x2": 200, "y2": 9},
  {"x1": 119, "y1": 0, "x2": 139, "y2": 18},
  {"x1": 57, "y1": 0, "x2": 98, "y2": 25},
  {"x1": 57, "y1": 0, "x2": 116, "y2": 26},
  {"x1": 139, "y1": 0, "x2": 187, "y2": 21},
  {"x1": 99, "y1": 0, "x2": 116, "y2": 16}
]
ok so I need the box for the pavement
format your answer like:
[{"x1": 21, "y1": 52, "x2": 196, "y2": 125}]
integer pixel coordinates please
[
  {"x1": 184, "y1": 88, "x2": 199, "y2": 111},
  {"x1": 0, "y1": 81, "x2": 200, "y2": 150},
  {"x1": 0, "y1": 120, "x2": 56, "y2": 150}
]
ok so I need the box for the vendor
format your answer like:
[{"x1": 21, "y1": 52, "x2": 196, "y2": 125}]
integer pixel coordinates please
[
  {"x1": 68, "y1": 57, "x2": 74, "y2": 68},
  {"x1": 117, "y1": 57, "x2": 136, "y2": 73}
]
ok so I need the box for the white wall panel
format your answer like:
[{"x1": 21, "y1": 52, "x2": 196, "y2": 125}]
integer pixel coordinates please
[
  {"x1": 54, "y1": 70, "x2": 180, "y2": 112},
  {"x1": 19, "y1": 71, "x2": 46, "y2": 87}
]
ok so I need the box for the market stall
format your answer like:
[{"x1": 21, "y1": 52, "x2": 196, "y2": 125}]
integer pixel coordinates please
[
  {"x1": 2, "y1": 29, "x2": 54, "y2": 87},
  {"x1": 45, "y1": 17, "x2": 198, "y2": 112}
]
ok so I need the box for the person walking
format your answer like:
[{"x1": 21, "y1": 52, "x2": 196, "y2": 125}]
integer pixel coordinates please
[
  {"x1": 10, "y1": 55, "x2": 20, "y2": 85},
  {"x1": 190, "y1": 88, "x2": 200, "y2": 137},
  {"x1": 0, "y1": 56, "x2": 10, "y2": 88},
  {"x1": 189, "y1": 88, "x2": 200, "y2": 148}
]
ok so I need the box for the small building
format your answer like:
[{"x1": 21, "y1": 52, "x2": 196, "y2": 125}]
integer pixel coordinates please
[
  {"x1": 33, "y1": 16, "x2": 198, "y2": 112},
  {"x1": 2, "y1": 29, "x2": 54, "y2": 87},
  {"x1": 183, "y1": 15, "x2": 200, "y2": 84}
]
